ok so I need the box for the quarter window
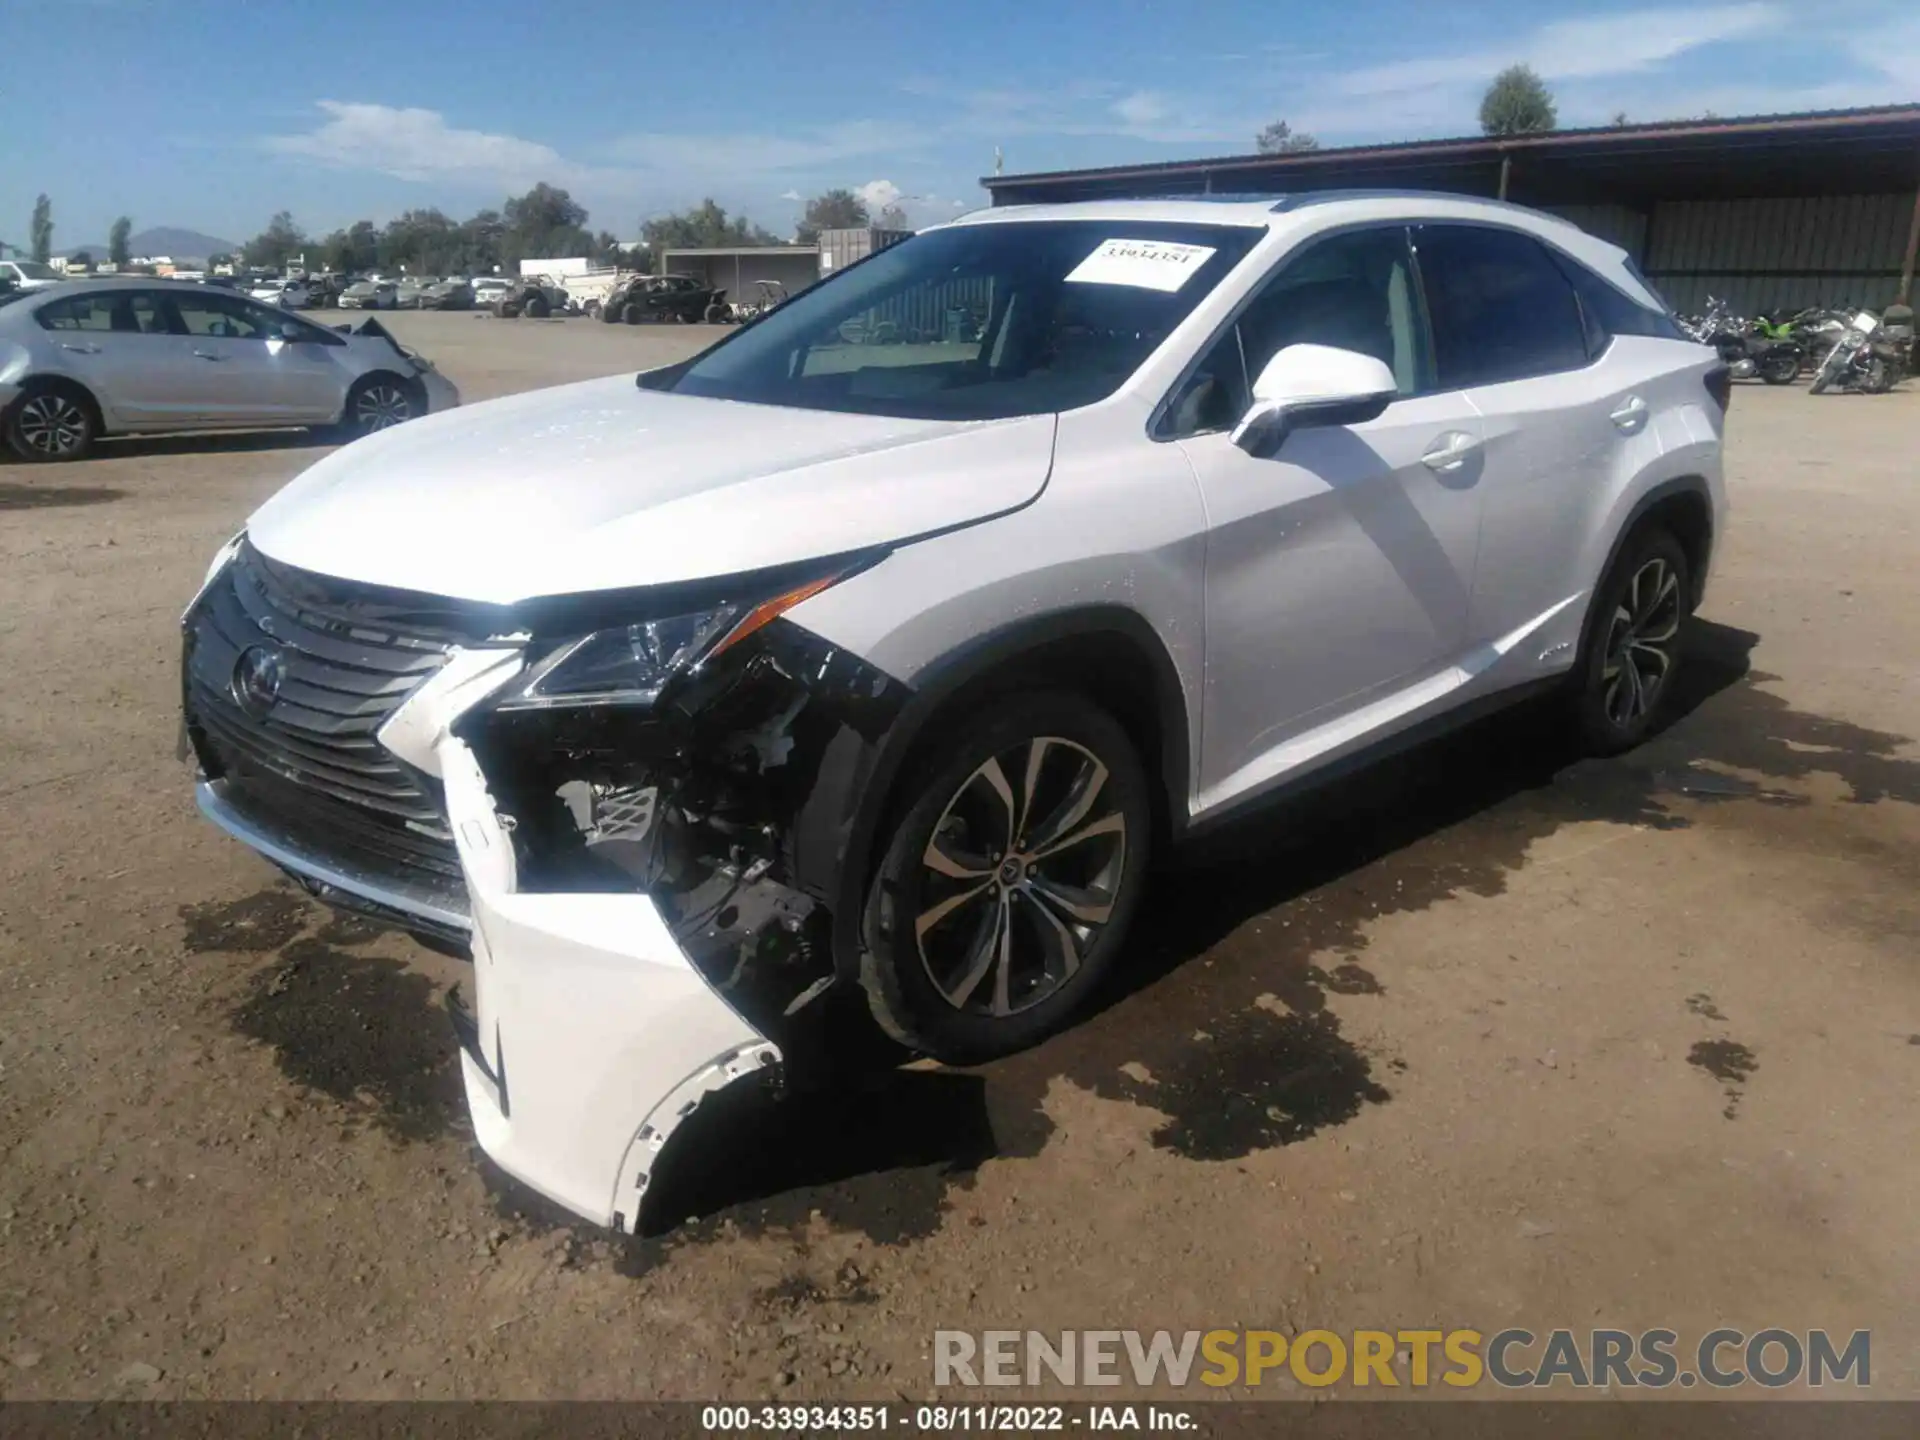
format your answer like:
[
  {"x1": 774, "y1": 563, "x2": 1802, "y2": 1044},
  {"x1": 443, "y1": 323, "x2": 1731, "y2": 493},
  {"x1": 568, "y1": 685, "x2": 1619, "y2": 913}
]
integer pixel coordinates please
[
  {"x1": 1549, "y1": 252, "x2": 1686, "y2": 356},
  {"x1": 1415, "y1": 225, "x2": 1590, "y2": 387}
]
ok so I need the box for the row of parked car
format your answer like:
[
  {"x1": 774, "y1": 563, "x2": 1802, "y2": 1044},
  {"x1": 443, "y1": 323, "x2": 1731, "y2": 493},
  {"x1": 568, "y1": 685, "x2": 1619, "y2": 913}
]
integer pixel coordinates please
[{"x1": 246, "y1": 274, "x2": 525, "y2": 312}]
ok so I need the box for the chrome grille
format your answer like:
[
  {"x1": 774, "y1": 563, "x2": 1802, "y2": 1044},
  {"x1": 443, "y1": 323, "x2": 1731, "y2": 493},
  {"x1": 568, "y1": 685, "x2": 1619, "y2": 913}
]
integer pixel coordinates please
[{"x1": 184, "y1": 544, "x2": 471, "y2": 885}]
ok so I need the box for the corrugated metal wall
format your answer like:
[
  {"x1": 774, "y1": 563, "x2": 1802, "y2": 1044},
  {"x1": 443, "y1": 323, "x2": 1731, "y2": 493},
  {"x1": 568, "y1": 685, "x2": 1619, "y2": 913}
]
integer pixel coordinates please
[
  {"x1": 1640, "y1": 194, "x2": 1912, "y2": 315},
  {"x1": 1545, "y1": 203, "x2": 1648, "y2": 256},
  {"x1": 669, "y1": 251, "x2": 820, "y2": 301},
  {"x1": 861, "y1": 276, "x2": 995, "y2": 341},
  {"x1": 817, "y1": 227, "x2": 911, "y2": 276}
]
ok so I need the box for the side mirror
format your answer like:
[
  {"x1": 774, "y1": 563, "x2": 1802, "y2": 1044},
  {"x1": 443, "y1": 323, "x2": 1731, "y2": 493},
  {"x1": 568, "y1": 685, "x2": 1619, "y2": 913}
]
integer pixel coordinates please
[{"x1": 1230, "y1": 343, "x2": 1399, "y2": 456}]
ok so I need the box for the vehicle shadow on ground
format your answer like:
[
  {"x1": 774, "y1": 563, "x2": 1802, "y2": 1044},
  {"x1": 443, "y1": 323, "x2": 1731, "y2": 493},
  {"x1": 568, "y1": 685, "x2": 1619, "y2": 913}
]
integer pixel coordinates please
[
  {"x1": 0, "y1": 429, "x2": 327, "y2": 467},
  {"x1": 96, "y1": 429, "x2": 330, "y2": 460},
  {"x1": 608, "y1": 619, "x2": 1920, "y2": 1264},
  {"x1": 0, "y1": 481, "x2": 125, "y2": 509}
]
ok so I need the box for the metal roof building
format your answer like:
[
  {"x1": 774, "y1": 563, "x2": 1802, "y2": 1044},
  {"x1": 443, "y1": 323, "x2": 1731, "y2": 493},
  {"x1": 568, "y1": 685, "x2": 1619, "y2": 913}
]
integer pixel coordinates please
[{"x1": 983, "y1": 106, "x2": 1920, "y2": 315}]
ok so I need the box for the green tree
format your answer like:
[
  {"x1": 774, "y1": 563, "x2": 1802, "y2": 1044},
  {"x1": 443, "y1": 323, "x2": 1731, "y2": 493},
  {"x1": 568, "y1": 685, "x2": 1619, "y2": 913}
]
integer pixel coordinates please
[
  {"x1": 242, "y1": 210, "x2": 306, "y2": 270},
  {"x1": 377, "y1": 208, "x2": 458, "y2": 273},
  {"x1": 108, "y1": 216, "x2": 133, "y2": 268},
  {"x1": 30, "y1": 194, "x2": 53, "y2": 264},
  {"x1": 457, "y1": 208, "x2": 507, "y2": 274},
  {"x1": 68, "y1": 250, "x2": 93, "y2": 271},
  {"x1": 643, "y1": 199, "x2": 781, "y2": 253},
  {"x1": 502, "y1": 182, "x2": 590, "y2": 262},
  {"x1": 317, "y1": 219, "x2": 379, "y2": 275},
  {"x1": 1479, "y1": 64, "x2": 1557, "y2": 136},
  {"x1": 795, "y1": 188, "x2": 869, "y2": 244},
  {"x1": 1254, "y1": 120, "x2": 1320, "y2": 154}
]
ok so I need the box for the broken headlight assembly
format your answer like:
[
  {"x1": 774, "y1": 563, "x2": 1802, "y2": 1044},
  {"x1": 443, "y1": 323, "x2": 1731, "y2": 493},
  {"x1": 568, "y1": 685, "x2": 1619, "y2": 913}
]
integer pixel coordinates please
[
  {"x1": 454, "y1": 560, "x2": 905, "y2": 1046},
  {"x1": 495, "y1": 569, "x2": 837, "y2": 713}
]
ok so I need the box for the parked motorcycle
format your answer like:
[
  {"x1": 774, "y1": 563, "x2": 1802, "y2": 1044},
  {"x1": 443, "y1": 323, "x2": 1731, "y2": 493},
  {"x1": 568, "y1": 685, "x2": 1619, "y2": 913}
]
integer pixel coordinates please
[
  {"x1": 1683, "y1": 297, "x2": 1802, "y2": 385},
  {"x1": 1808, "y1": 309, "x2": 1902, "y2": 394}
]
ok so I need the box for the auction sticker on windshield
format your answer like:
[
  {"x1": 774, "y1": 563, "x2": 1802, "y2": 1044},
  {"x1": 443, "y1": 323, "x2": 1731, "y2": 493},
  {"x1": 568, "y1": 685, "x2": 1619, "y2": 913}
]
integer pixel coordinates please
[{"x1": 1066, "y1": 239, "x2": 1218, "y2": 293}]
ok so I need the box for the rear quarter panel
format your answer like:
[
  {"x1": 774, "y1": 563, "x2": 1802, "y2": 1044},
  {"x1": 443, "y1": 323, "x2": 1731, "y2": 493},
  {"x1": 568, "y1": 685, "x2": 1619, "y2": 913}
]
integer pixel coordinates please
[{"x1": 1576, "y1": 337, "x2": 1726, "y2": 603}]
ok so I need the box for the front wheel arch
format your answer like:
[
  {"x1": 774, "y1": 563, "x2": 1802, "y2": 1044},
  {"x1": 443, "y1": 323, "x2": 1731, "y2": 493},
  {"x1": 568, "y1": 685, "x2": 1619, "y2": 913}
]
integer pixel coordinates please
[
  {"x1": 335, "y1": 371, "x2": 424, "y2": 436},
  {"x1": 826, "y1": 609, "x2": 1192, "y2": 988}
]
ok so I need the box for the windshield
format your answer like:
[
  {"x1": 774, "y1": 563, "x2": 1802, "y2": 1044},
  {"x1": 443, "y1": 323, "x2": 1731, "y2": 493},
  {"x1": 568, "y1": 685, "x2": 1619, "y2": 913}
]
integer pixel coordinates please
[
  {"x1": 14, "y1": 261, "x2": 59, "y2": 280},
  {"x1": 661, "y1": 220, "x2": 1264, "y2": 420}
]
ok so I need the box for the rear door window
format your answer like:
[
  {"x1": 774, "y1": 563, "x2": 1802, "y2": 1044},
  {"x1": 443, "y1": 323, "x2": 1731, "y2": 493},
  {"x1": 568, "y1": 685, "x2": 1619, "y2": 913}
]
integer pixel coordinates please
[
  {"x1": 37, "y1": 292, "x2": 172, "y2": 334},
  {"x1": 1415, "y1": 224, "x2": 1591, "y2": 388}
]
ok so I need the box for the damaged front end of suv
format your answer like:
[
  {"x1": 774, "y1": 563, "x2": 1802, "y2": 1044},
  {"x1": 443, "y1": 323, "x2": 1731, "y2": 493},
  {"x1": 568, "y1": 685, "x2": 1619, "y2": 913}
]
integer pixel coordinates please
[{"x1": 183, "y1": 541, "x2": 905, "y2": 1232}]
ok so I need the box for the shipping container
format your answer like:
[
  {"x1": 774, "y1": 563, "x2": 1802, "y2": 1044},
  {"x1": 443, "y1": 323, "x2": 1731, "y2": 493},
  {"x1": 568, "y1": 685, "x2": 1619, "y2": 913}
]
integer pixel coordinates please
[{"x1": 817, "y1": 227, "x2": 912, "y2": 276}]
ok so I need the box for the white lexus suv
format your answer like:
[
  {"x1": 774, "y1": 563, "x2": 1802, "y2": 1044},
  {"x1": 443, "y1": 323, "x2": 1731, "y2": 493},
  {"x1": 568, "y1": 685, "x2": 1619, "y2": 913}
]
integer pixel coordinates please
[{"x1": 182, "y1": 194, "x2": 1726, "y2": 1231}]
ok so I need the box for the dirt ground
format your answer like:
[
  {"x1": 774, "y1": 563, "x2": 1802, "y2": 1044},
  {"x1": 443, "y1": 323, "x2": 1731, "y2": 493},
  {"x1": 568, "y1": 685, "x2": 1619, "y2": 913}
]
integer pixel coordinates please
[{"x1": 1, "y1": 313, "x2": 1915, "y2": 1402}]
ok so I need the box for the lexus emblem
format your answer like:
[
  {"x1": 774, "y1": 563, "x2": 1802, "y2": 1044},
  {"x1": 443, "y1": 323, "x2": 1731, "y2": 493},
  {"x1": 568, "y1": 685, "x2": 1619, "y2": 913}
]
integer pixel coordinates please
[{"x1": 231, "y1": 644, "x2": 286, "y2": 720}]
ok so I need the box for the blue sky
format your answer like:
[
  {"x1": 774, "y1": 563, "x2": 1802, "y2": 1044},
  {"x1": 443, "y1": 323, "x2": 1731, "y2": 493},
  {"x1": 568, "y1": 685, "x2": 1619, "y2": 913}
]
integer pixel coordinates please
[{"x1": 3, "y1": 0, "x2": 1916, "y2": 250}]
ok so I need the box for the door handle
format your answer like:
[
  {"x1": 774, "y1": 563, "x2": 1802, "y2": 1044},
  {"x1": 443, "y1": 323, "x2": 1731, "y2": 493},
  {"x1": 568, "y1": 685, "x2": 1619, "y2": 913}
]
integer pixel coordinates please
[
  {"x1": 191, "y1": 350, "x2": 227, "y2": 361},
  {"x1": 1610, "y1": 395, "x2": 1649, "y2": 431},
  {"x1": 1420, "y1": 431, "x2": 1480, "y2": 472},
  {"x1": 60, "y1": 343, "x2": 101, "y2": 355}
]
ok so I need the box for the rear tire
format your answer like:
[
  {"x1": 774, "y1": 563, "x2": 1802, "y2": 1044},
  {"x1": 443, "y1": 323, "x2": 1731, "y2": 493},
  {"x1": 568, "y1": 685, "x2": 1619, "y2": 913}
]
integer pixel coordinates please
[
  {"x1": 583, "y1": 300, "x2": 602, "y2": 320},
  {"x1": 5, "y1": 381, "x2": 98, "y2": 462},
  {"x1": 703, "y1": 302, "x2": 727, "y2": 324},
  {"x1": 859, "y1": 691, "x2": 1152, "y2": 1064},
  {"x1": 1568, "y1": 528, "x2": 1691, "y2": 756},
  {"x1": 1758, "y1": 350, "x2": 1799, "y2": 385}
]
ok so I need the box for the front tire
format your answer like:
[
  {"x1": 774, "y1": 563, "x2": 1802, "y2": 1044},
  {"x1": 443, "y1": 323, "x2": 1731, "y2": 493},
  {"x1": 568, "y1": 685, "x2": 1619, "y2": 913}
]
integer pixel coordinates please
[
  {"x1": 622, "y1": 303, "x2": 645, "y2": 325},
  {"x1": 1758, "y1": 350, "x2": 1800, "y2": 385},
  {"x1": 6, "y1": 382, "x2": 98, "y2": 462},
  {"x1": 1570, "y1": 529, "x2": 1691, "y2": 755},
  {"x1": 335, "y1": 374, "x2": 419, "y2": 441},
  {"x1": 523, "y1": 294, "x2": 550, "y2": 319},
  {"x1": 860, "y1": 692, "x2": 1152, "y2": 1064}
]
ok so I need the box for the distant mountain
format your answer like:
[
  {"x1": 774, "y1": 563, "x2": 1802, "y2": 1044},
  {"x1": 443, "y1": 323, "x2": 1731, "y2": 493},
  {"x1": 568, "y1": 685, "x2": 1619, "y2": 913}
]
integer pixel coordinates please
[{"x1": 57, "y1": 226, "x2": 239, "y2": 262}]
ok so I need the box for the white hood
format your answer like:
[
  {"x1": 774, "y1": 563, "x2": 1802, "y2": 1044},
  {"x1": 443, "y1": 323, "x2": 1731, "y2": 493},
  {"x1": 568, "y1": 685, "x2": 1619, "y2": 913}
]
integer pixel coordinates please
[{"x1": 246, "y1": 374, "x2": 1057, "y2": 604}]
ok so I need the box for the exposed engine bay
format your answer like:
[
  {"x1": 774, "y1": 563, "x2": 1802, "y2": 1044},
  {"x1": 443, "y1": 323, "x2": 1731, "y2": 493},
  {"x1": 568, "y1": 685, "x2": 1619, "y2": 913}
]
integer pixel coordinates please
[{"x1": 453, "y1": 619, "x2": 904, "y2": 1046}]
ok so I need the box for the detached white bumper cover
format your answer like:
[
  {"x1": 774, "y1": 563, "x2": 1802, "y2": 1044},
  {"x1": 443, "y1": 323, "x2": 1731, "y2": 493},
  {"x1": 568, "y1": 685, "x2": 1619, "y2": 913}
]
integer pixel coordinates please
[{"x1": 436, "y1": 733, "x2": 778, "y2": 1232}]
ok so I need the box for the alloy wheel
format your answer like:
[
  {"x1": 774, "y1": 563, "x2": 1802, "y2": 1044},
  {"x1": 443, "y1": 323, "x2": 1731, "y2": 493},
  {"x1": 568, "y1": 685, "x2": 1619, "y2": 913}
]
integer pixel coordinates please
[
  {"x1": 1601, "y1": 556, "x2": 1682, "y2": 728},
  {"x1": 354, "y1": 384, "x2": 413, "y2": 433},
  {"x1": 914, "y1": 736, "x2": 1128, "y2": 1018},
  {"x1": 16, "y1": 393, "x2": 89, "y2": 458}
]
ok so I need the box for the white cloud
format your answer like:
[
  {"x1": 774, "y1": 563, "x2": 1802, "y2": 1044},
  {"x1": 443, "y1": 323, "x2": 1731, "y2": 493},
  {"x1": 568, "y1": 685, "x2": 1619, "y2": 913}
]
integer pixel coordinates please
[
  {"x1": 779, "y1": 189, "x2": 802, "y2": 201},
  {"x1": 1336, "y1": 4, "x2": 1784, "y2": 95},
  {"x1": 856, "y1": 178, "x2": 904, "y2": 211},
  {"x1": 1112, "y1": 91, "x2": 1172, "y2": 127},
  {"x1": 264, "y1": 101, "x2": 596, "y2": 189}
]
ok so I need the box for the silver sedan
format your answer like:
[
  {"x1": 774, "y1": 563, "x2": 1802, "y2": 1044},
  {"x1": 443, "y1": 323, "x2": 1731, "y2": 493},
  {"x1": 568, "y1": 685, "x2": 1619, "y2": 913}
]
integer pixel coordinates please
[{"x1": 0, "y1": 278, "x2": 459, "y2": 461}]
